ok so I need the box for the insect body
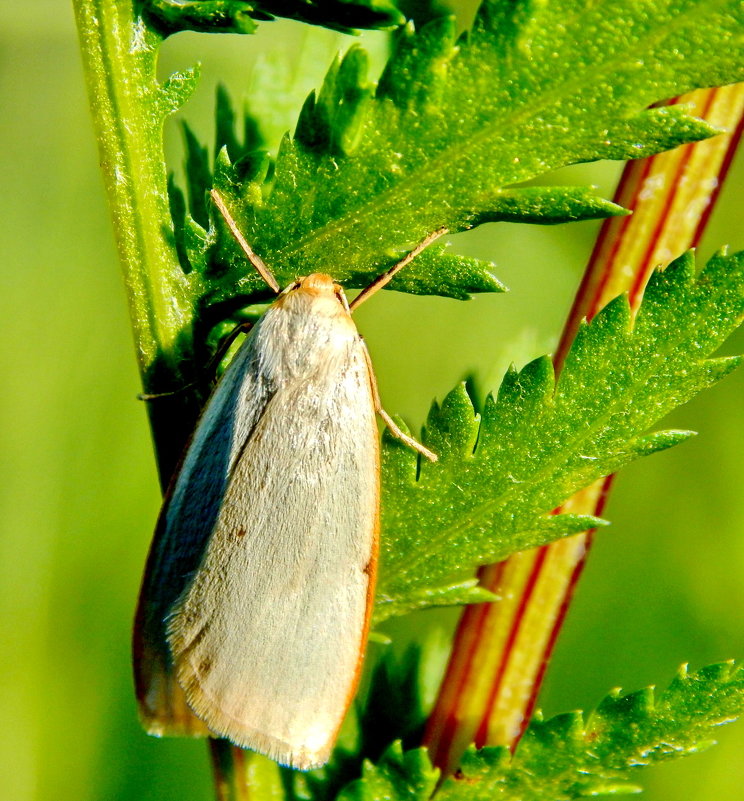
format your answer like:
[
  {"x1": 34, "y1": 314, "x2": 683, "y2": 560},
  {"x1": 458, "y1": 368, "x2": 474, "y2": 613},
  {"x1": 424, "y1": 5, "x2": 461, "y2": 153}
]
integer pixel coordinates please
[{"x1": 134, "y1": 192, "x2": 444, "y2": 769}]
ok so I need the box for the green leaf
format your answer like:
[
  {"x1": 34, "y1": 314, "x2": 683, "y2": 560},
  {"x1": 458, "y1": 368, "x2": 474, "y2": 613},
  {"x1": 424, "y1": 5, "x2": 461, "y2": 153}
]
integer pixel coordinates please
[
  {"x1": 142, "y1": 0, "x2": 404, "y2": 35},
  {"x1": 435, "y1": 661, "x2": 744, "y2": 800},
  {"x1": 366, "y1": 244, "x2": 506, "y2": 298},
  {"x1": 189, "y1": 0, "x2": 742, "y2": 307},
  {"x1": 159, "y1": 66, "x2": 201, "y2": 116},
  {"x1": 339, "y1": 662, "x2": 744, "y2": 801},
  {"x1": 374, "y1": 248, "x2": 744, "y2": 622},
  {"x1": 338, "y1": 743, "x2": 440, "y2": 801},
  {"x1": 174, "y1": 103, "x2": 507, "y2": 302},
  {"x1": 170, "y1": 86, "x2": 267, "y2": 274}
]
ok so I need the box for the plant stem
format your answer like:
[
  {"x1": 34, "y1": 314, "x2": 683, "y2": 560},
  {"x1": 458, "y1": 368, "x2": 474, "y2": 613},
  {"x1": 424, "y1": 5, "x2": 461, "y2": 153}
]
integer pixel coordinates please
[
  {"x1": 422, "y1": 83, "x2": 744, "y2": 777},
  {"x1": 210, "y1": 741, "x2": 286, "y2": 801},
  {"x1": 72, "y1": 0, "x2": 200, "y2": 482}
]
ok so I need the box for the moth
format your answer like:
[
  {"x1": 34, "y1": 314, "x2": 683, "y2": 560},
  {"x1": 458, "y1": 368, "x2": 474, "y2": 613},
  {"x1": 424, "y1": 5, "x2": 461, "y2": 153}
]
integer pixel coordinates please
[{"x1": 133, "y1": 190, "x2": 445, "y2": 770}]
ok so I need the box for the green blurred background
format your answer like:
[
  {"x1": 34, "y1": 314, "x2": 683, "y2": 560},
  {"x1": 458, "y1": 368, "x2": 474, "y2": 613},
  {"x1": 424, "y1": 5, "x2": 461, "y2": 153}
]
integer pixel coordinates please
[{"x1": 1, "y1": 3, "x2": 742, "y2": 799}]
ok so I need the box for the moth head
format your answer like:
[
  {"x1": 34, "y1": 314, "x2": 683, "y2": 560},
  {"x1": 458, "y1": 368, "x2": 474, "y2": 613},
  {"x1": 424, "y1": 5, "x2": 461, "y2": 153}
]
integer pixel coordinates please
[{"x1": 279, "y1": 273, "x2": 351, "y2": 316}]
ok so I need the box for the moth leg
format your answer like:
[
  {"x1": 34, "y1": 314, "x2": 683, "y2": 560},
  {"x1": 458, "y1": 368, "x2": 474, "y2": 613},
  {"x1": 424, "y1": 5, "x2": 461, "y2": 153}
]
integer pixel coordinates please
[
  {"x1": 361, "y1": 340, "x2": 438, "y2": 462},
  {"x1": 138, "y1": 321, "x2": 253, "y2": 401},
  {"x1": 207, "y1": 320, "x2": 254, "y2": 374},
  {"x1": 377, "y1": 408, "x2": 438, "y2": 462}
]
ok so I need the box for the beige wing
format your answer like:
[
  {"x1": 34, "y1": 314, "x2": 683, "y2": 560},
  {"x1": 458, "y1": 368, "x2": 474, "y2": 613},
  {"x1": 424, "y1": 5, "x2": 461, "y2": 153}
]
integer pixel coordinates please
[
  {"x1": 133, "y1": 338, "x2": 274, "y2": 738},
  {"x1": 167, "y1": 343, "x2": 379, "y2": 770}
]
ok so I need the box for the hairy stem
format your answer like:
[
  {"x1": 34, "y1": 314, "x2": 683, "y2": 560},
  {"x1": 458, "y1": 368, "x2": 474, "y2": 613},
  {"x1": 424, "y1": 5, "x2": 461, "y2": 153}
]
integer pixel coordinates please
[{"x1": 72, "y1": 0, "x2": 199, "y2": 482}]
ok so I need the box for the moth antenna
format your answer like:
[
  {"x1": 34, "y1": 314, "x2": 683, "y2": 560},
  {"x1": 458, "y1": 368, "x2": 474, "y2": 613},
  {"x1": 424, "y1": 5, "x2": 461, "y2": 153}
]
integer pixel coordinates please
[
  {"x1": 349, "y1": 227, "x2": 449, "y2": 312},
  {"x1": 210, "y1": 189, "x2": 281, "y2": 294}
]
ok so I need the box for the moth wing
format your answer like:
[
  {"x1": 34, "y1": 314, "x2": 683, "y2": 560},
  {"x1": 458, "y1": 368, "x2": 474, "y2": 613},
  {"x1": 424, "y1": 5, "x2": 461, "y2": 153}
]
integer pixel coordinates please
[
  {"x1": 167, "y1": 342, "x2": 379, "y2": 770},
  {"x1": 133, "y1": 340, "x2": 273, "y2": 737}
]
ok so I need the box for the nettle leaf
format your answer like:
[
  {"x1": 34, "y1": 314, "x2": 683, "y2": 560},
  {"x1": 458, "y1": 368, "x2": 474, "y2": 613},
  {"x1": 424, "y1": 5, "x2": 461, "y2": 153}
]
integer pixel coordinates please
[
  {"x1": 178, "y1": 88, "x2": 505, "y2": 314},
  {"x1": 339, "y1": 662, "x2": 744, "y2": 801},
  {"x1": 339, "y1": 742, "x2": 440, "y2": 801},
  {"x1": 143, "y1": 0, "x2": 404, "y2": 36},
  {"x1": 179, "y1": 0, "x2": 743, "y2": 311},
  {"x1": 374, "y1": 248, "x2": 744, "y2": 622}
]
